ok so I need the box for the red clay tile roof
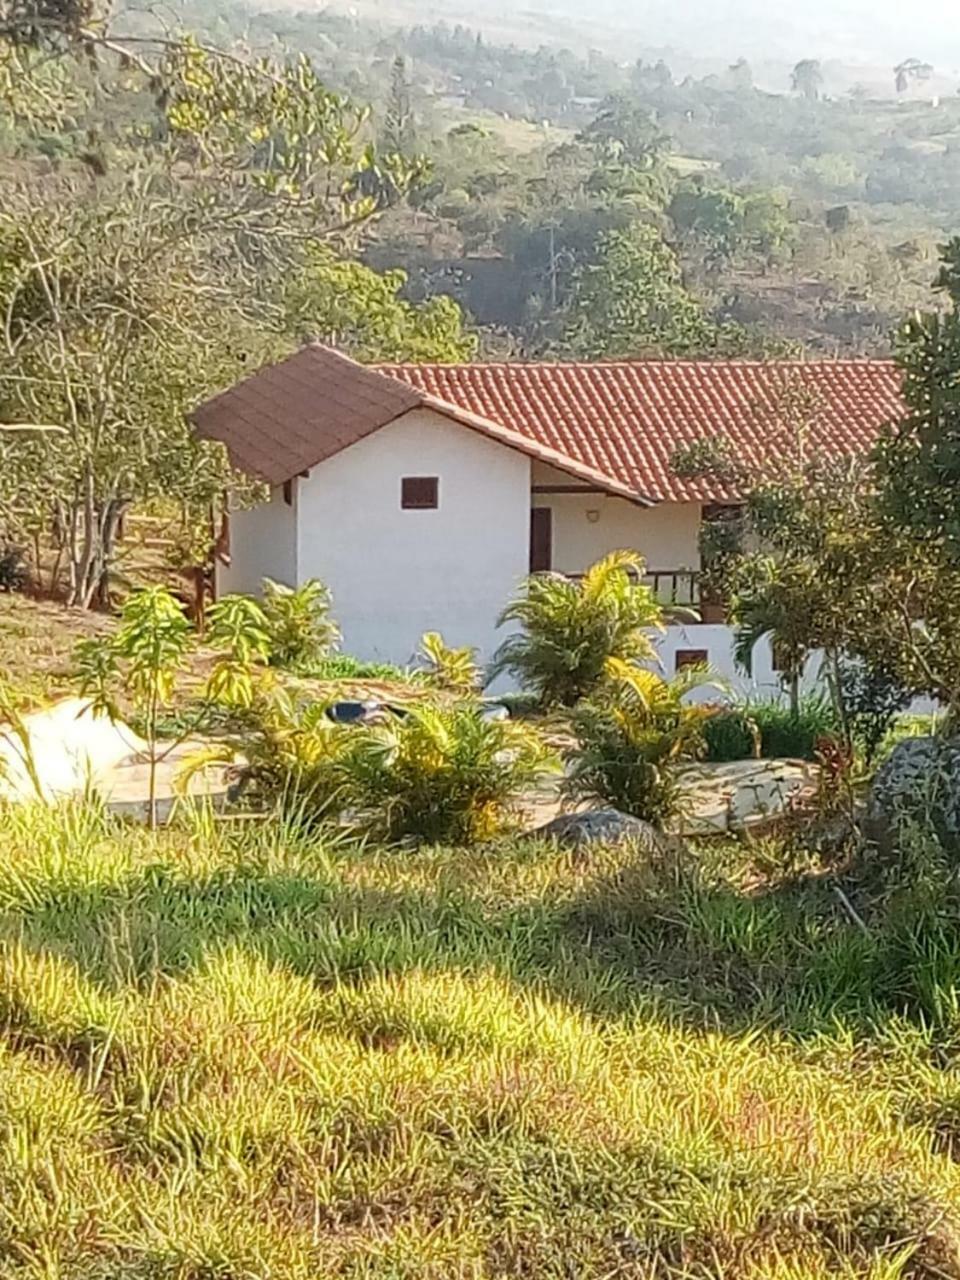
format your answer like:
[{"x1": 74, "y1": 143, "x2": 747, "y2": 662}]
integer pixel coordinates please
[
  {"x1": 377, "y1": 359, "x2": 904, "y2": 503},
  {"x1": 192, "y1": 345, "x2": 656, "y2": 503},
  {"x1": 192, "y1": 346, "x2": 904, "y2": 504}
]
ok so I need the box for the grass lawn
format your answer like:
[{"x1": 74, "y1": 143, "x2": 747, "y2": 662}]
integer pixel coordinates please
[{"x1": 1, "y1": 800, "x2": 959, "y2": 1277}]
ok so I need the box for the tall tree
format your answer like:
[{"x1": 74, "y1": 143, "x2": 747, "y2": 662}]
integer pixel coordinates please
[
  {"x1": 791, "y1": 59, "x2": 824, "y2": 101},
  {"x1": 561, "y1": 223, "x2": 712, "y2": 358},
  {"x1": 383, "y1": 55, "x2": 415, "y2": 156},
  {"x1": 875, "y1": 238, "x2": 960, "y2": 561},
  {"x1": 894, "y1": 58, "x2": 933, "y2": 96},
  {"x1": 283, "y1": 246, "x2": 476, "y2": 362},
  {"x1": 0, "y1": 40, "x2": 424, "y2": 607}
]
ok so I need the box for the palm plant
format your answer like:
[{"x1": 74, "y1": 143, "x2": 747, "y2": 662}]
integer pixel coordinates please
[
  {"x1": 731, "y1": 560, "x2": 820, "y2": 716},
  {"x1": 565, "y1": 657, "x2": 718, "y2": 826},
  {"x1": 490, "y1": 551, "x2": 664, "y2": 707},
  {"x1": 216, "y1": 682, "x2": 351, "y2": 812},
  {"x1": 342, "y1": 700, "x2": 557, "y2": 845},
  {"x1": 206, "y1": 688, "x2": 557, "y2": 846},
  {"x1": 417, "y1": 631, "x2": 481, "y2": 695}
]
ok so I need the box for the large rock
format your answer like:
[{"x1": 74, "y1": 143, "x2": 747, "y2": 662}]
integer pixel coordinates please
[
  {"x1": 676, "y1": 758, "x2": 819, "y2": 837},
  {"x1": 867, "y1": 736, "x2": 960, "y2": 848},
  {"x1": 530, "y1": 808, "x2": 675, "y2": 854}
]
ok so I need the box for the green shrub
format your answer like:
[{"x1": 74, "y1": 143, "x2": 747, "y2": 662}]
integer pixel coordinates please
[
  {"x1": 700, "y1": 697, "x2": 839, "y2": 762},
  {"x1": 838, "y1": 655, "x2": 912, "y2": 766},
  {"x1": 564, "y1": 659, "x2": 713, "y2": 826},
  {"x1": 232, "y1": 689, "x2": 557, "y2": 845},
  {"x1": 701, "y1": 709, "x2": 760, "y2": 762},
  {"x1": 0, "y1": 544, "x2": 27, "y2": 593},
  {"x1": 490, "y1": 551, "x2": 664, "y2": 708},
  {"x1": 749, "y1": 695, "x2": 839, "y2": 760},
  {"x1": 217, "y1": 683, "x2": 352, "y2": 815},
  {"x1": 260, "y1": 578, "x2": 340, "y2": 671},
  {"x1": 342, "y1": 700, "x2": 557, "y2": 845},
  {"x1": 309, "y1": 653, "x2": 410, "y2": 682}
]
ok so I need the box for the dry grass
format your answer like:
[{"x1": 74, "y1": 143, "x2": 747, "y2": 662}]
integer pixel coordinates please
[
  {"x1": 0, "y1": 595, "x2": 112, "y2": 707},
  {"x1": 0, "y1": 799, "x2": 957, "y2": 1277}
]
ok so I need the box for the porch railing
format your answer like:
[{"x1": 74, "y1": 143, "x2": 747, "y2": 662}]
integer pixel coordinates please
[
  {"x1": 563, "y1": 568, "x2": 724, "y2": 620},
  {"x1": 566, "y1": 569, "x2": 700, "y2": 605},
  {"x1": 643, "y1": 570, "x2": 700, "y2": 608}
]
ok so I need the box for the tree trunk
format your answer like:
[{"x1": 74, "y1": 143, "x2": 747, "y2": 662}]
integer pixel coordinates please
[
  {"x1": 825, "y1": 647, "x2": 851, "y2": 751},
  {"x1": 788, "y1": 670, "x2": 800, "y2": 718},
  {"x1": 67, "y1": 491, "x2": 127, "y2": 611}
]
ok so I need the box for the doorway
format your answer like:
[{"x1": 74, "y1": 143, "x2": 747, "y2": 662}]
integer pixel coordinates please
[{"x1": 530, "y1": 507, "x2": 553, "y2": 573}]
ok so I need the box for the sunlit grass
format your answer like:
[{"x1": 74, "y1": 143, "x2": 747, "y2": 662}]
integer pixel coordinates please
[{"x1": 0, "y1": 801, "x2": 958, "y2": 1275}]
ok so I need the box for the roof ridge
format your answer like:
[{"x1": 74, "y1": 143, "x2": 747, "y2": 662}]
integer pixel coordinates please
[
  {"x1": 193, "y1": 346, "x2": 905, "y2": 506},
  {"x1": 376, "y1": 357, "x2": 900, "y2": 371}
]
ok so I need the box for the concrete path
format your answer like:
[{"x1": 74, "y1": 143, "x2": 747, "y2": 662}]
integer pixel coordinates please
[
  {"x1": 521, "y1": 758, "x2": 819, "y2": 838},
  {"x1": 675, "y1": 758, "x2": 819, "y2": 836},
  {"x1": 97, "y1": 740, "x2": 234, "y2": 823},
  {"x1": 0, "y1": 699, "x2": 233, "y2": 819}
]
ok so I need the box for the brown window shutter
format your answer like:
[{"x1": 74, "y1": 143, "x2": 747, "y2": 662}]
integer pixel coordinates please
[
  {"x1": 675, "y1": 649, "x2": 709, "y2": 672},
  {"x1": 401, "y1": 477, "x2": 439, "y2": 509}
]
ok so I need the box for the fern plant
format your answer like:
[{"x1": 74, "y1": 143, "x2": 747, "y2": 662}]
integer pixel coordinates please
[
  {"x1": 564, "y1": 658, "x2": 718, "y2": 827},
  {"x1": 490, "y1": 551, "x2": 664, "y2": 708}
]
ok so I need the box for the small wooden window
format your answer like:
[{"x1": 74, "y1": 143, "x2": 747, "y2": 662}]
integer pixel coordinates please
[
  {"x1": 282, "y1": 479, "x2": 294, "y2": 506},
  {"x1": 675, "y1": 649, "x2": 709, "y2": 672},
  {"x1": 771, "y1": 639, "x2": 791, "y2": 673},
  {"x1": 401, "y1": 477, "x2": 439, "y2": 510}
]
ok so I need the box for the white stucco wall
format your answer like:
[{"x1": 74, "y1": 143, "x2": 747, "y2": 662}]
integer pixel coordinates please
[
  {"x1": 530, "y1": 463, "x2": 701, "y2": 576},
  {"x1": 654, "y1": 624, "x2": 826, "y2": 704},
  {"x1": 216, "y1": 485, "x2": 297, "y2": 598},
  {"x1": 295, "y1": 409, "x2": 531, "y2": 665}
]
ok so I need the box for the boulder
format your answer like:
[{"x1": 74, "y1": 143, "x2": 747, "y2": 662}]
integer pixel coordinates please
[
  {"x1": 676, "y1": 758, "x2": 819, "y2": 837},
  {"x1": 530, "y1": 808, "x2": 674, "y2": 854},
  {"x1": 867, "y1": 736, "x2": 960, "y2": 849}
]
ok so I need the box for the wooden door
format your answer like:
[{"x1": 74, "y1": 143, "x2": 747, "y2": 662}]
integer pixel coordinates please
[{"x1": 530, "y1": 507, "x2": 553, "y2": 573}]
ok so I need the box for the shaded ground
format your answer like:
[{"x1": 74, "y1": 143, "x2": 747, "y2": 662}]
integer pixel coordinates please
[{"x1": 0, "y1": 802, "x2": 957, "y2": 1278}]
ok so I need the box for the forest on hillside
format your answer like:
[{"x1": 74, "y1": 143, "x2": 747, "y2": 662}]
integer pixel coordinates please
[
  {"x1": 2, "y1": 0, "x2": 958, "y2": 360},
  {"x1": 90, "y1": 0, "x2": 960, "y2": 358}
]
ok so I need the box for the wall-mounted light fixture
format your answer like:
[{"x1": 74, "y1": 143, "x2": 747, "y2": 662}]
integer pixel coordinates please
[{"x1": 586, "y1": 509, "x2": 600, "y2": 524}]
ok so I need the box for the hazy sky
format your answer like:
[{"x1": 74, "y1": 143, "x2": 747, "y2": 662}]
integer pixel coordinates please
[
  {"x1": 593, "y1": 0, "x2": 956, "y2": 64},
  {"x1": 454, "y1": 0, "x2": 960, "y2": 66}
]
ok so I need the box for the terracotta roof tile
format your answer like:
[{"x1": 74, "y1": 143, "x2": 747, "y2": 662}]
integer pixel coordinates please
[
  {"x1": 378, "y1": 359, "x2": 903, "y2": 503},
  {"x1": 192, "y1": 346, "x2": 903, "y2": 504}
]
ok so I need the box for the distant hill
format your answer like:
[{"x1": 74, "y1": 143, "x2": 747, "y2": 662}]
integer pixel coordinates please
[{"x1": 326, "y1": 0, "x2": 959, "y2": 71}]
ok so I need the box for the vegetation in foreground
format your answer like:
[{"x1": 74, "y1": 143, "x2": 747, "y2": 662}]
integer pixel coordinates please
[{"x1": 0, "y1": 801, "x2": 959, "y2": 1277}]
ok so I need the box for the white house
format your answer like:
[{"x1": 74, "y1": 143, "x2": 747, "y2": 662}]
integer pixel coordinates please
[{"x1": 192, "y1": 345, "x2": 903, "y2": 699}]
